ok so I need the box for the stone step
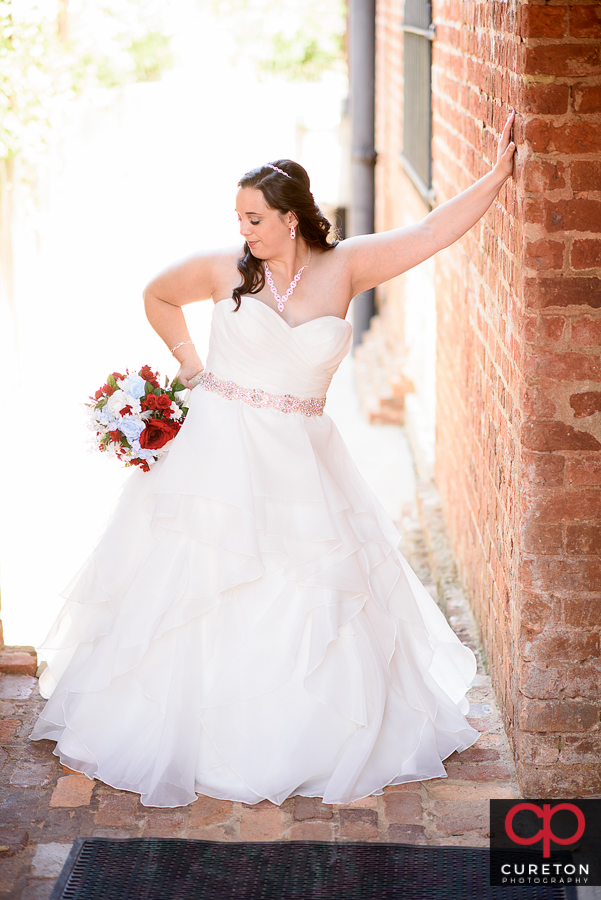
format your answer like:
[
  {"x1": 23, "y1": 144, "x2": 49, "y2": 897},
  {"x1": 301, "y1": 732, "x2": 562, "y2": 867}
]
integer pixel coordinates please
[
  {"x1": 354, "y1": 314, "x2": 414, "y2": 425},
  {"x1": 0, "y1": 645, "x2": 37, "y2": 676}
]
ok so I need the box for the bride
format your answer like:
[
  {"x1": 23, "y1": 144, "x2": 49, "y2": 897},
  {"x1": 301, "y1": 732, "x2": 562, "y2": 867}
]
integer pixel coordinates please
[{"x1": 31, "y1": 114, "x2": 516, "y2": 809}]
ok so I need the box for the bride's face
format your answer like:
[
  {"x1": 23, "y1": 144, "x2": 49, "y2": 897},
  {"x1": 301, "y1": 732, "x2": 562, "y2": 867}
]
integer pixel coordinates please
[{"x1": 235, "y1": 188, "x2": 294, "y2": 258}]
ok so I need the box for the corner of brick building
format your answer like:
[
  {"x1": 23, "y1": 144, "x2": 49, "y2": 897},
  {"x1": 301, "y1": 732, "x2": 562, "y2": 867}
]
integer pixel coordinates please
[
  {"x1": 513, "y1": 0, "x2": 601, "y2": 798},
  {"x1": 373, "y1": 0, "x2": 601, "y2": 798}
]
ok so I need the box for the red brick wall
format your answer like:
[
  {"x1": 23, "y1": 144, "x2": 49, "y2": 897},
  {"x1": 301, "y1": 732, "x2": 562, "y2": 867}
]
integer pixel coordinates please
[
  {"x1": 515, "y1": 0, "x2": 601, "y2": 796},
  {"x1": 431, "y1": 0, "x2": 525, "y2": 788},
  {"x1": 374, "y1": 0, "x2": 601, "y2": 797}
]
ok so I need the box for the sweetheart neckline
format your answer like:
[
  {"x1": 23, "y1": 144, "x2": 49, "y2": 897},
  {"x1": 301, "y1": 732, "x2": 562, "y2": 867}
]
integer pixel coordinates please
[{"x1": 214, "y1": 296, "x2": 352, "y2": 332}]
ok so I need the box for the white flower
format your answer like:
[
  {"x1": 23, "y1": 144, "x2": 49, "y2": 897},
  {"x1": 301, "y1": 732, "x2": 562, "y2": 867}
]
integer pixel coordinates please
[
  {"x1": 105, "y1": 390, "x2": 138, "y2": 414},
  {"x1": 106, "y1": 390, "x2": 130, "y2": 416},
  {"x1": 103, "y1": 441, "x2": 121, "y2": 459}
]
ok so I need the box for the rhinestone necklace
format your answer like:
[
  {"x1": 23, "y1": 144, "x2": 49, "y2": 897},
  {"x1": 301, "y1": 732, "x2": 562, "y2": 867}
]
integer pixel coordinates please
[{"x1": 264, "y1": 249, "x2": 312, "y2": 313}]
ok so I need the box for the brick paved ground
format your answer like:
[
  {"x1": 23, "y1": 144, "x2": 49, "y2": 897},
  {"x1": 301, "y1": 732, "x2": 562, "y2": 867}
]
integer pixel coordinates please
[{"x1": 0, "y1": 508, "x2": 520, "y2": 900}]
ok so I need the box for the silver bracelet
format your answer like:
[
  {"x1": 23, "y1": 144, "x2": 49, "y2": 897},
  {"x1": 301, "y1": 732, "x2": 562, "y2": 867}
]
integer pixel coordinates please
[{"x1": 171, "y1": 340, "x2": 194, "y2": 356}]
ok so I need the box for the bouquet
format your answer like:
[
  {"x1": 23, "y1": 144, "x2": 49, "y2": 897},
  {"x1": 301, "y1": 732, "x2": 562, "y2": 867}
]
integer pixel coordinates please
[{"x1": 87, "y1": 365, "x2": 189, "y2": 472}]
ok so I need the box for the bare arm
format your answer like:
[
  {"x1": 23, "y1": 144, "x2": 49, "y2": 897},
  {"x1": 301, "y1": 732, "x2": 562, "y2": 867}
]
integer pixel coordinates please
[
  {"x1": 343, "y1": 113, "x2": 516, "y2": 296},
  {"x1": 142, "y1": 247, "x2": 239, "y2": 387}
]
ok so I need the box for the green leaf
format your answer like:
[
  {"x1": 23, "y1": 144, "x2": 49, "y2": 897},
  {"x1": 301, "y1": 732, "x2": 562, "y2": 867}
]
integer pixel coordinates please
[
  {"x1": 107, "y1": 374, "x2": 117, "y2": 388},
  {"x1": 145, "y1": 382, "x2": 153, "y2": 394},
  {"x1": 172, "y1": 380, "x2": 186, "y2": 393},
  {"x1": 120, "y1": 435, "x2": 131, "y2": 448},
  {"x1": 95, "y1": 397, "x2": 108, "y2": 409}
]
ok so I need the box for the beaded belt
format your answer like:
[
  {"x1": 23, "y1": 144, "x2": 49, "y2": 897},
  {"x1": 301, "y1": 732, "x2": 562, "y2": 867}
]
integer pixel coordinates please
[{"x1": 190, "y1": 370, "x2": 326, "y2": 417}]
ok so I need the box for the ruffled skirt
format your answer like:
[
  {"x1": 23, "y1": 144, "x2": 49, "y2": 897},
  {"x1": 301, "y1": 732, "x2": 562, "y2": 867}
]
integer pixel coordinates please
[{"x1": 31, "y1": 385, "x2": 479, "y2": 808}]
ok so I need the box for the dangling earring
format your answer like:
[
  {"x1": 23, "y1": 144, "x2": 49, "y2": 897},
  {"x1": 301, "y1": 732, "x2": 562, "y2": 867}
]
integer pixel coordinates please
[{"x1": 290, "y1": 225, "x2": 296, "y2": 240}]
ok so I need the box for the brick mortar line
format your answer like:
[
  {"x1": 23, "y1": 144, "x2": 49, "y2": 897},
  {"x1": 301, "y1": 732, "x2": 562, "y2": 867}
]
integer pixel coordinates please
[{"x1": 435, "y1": 70, "x2": 600, "y2": 86}]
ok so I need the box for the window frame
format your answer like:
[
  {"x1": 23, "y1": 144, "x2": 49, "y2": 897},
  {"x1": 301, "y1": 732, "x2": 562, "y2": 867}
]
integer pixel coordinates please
[{"x1": 400, "y1": 4, "x2": 436, "y2": 208}]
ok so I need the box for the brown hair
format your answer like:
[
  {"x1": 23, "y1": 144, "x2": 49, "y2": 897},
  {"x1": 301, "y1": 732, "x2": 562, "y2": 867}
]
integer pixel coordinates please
[{"x1": 232, "y1": 159, "x2": 338, "y2": 310}]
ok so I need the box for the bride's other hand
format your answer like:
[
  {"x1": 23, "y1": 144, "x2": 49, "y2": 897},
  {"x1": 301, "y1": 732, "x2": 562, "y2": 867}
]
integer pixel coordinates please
[
  {"x1": 176, "y1": 360, "x2": 205, "y2": 389},
  {"x1": 494, "y1": 111, "x2": 516, "y2": 179},
  {"x1": 173, "y1": 344, "x2": 205, "y2": 388}
]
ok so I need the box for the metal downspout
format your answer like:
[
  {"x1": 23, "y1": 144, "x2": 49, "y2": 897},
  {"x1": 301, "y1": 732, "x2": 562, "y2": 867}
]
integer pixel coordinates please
[{"x1": 348, "y1": 0, "x2": 376, "y2": 345}]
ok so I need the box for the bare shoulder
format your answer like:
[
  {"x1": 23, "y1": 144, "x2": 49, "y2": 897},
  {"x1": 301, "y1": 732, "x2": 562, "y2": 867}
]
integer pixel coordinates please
[
  {"x1": 311, "y1": 239, "x2": 354, "y2": 275},
  {"x1": 210, "y1": 245, "x2": 243, "y2": 269},
  {"x1": 329, "y1": 235, "x2": 362, "y2": 259},
  {"x1": 143, "y1": 244, "x2": 244, "y2": 307},
  {"x1": 318, "y1": 239, "x2": 359, "y2": 294},
  {"x1": 323, "y1": 225, "x2": 432, "y2": 298},
  {"x1": 323, "y1": 236, "x2": 368, "y2": 276},
  {"x1": 210, "y1": 245, "x2": 245, "y2": 302}
]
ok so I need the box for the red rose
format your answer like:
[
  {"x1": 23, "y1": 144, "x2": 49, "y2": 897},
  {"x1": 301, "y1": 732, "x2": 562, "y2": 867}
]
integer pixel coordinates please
[
  {"x1": 120, "y1": 405, "x2": 133, "y2": 416},
  {"x1": 143, "y1": 395, "x2": 159, "y2": 410},
  {"x1": 112, "y1": 372, "x2": 126, "y2": 381},
  {"x1": 140, "y1": 365, "x2": 159, "y2": 387},
  {"x1": 102, "y1": 383, "x2": 115, "y2": 396},
  {"x1": 94, "y1": 388, "x2": 104, "y2": 400},
  {"x1": 139, "y1": 419, "x2": 177, "y2": 450},
  {"x1": 157, "y1": 395, "x2": 172, "y2": 409},
  {"x1": 109, "y1": 430, "x2": 121, "y2": 442}
]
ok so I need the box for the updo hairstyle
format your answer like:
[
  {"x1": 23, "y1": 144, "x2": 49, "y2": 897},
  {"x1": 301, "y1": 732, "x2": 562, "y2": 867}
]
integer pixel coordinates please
[{"x1": 232, "y1": 159, "x2": 338, "y2": 310}]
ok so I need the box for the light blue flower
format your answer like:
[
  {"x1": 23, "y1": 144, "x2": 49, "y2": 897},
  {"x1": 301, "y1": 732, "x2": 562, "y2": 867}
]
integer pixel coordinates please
[
  {"x1": 118, "y1": 416, "x2": 146, "y2": 444},
  {"x1": 95, "y1": 409, "x2": 118, "y2": 428},
  {"x1": 118, "y1": 374, "x2": 147, "y2": 400}
]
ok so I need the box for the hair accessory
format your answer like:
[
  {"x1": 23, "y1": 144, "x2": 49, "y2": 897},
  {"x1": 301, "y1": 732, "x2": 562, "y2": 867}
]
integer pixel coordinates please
[
  {"x1": 290, "y1": 225, "x2": 296, "y2": 240},
  {"x1": 171, "y1": 340, "x2": 195, "y2": 356},
  {"x1": 264, "y1": 249, "x2": 312, "y2": 313},
  {"x1": 265, "y1": 164, "x2": 291, "y2": 178}
]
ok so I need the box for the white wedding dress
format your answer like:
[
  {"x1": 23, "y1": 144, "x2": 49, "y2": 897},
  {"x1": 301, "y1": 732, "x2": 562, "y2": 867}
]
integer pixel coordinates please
[{"x1": 31, "y1": 295, "x2": 480, "y2": 808}]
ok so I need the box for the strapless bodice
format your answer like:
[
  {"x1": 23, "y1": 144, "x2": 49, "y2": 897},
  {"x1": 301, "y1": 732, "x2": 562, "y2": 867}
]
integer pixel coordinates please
[{"x1": 204, "y1": 296, "x2": 353, "y2": 399}]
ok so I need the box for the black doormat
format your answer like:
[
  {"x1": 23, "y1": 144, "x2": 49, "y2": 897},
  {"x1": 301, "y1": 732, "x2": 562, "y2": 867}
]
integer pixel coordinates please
[{"x1": 49, "y1": 838, "x2": 575, "y2": 900}]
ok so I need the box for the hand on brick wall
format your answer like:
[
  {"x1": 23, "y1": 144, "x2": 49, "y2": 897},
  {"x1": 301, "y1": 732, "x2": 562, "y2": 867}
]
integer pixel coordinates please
[{"x1": 495, "y1": 111, "x2": 517, "y2": 180}]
